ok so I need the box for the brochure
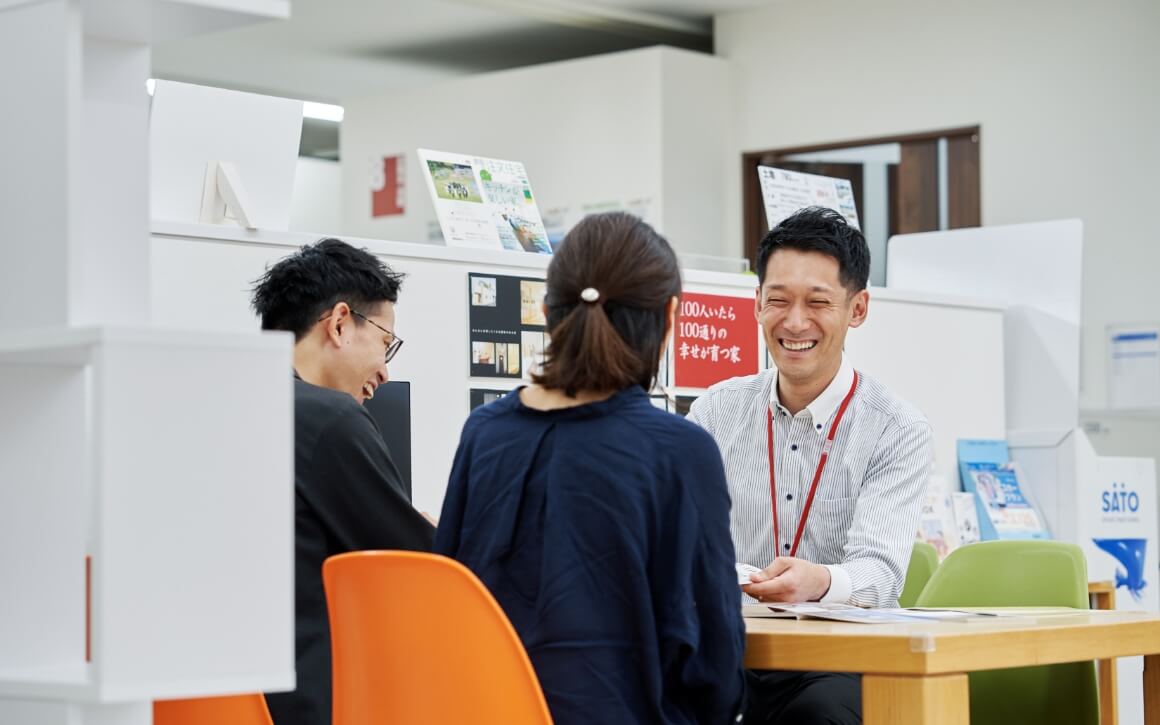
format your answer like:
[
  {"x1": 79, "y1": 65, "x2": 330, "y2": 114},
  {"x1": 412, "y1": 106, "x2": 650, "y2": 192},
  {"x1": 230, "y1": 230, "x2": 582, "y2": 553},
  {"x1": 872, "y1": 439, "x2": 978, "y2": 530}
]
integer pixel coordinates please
[
  {"x1": 418, "y1": 148, "x2": 551, "y2": 253},
  {"x1": 957, "y1": 439, "x2": 1049, "y2": 541},
  {"x1": 962, "y1": 462, "x2": 1050, "y2": 540},
  {"x1": 916, "y1": 485, "x2": 960, "y2": 558},
  {"x1": 951, "y1": 491, "x2": 982, "y2": 546},
  {"x1": 748, "y1": 603, "x2": 1011, "y2": 624}
]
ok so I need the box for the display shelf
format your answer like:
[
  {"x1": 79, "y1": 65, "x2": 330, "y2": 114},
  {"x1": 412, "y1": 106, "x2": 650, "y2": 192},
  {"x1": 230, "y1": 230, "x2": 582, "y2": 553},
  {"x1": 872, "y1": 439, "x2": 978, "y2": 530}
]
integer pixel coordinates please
[{"x1": 0, "y1": 327, "x2": 294, "y2": 704}]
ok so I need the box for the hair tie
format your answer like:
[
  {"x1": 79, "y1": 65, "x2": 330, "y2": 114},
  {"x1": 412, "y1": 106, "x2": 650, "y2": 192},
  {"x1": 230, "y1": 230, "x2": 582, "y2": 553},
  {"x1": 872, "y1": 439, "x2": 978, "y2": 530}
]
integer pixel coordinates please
[{"x1": 580, "y1": 287, "x2": 600, "y2": 304}]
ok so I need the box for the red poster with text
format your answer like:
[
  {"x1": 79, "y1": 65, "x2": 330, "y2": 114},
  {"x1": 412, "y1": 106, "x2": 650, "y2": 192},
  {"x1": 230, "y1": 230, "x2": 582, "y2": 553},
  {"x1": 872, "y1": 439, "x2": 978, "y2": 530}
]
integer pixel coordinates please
[
  {"x1": 674, "y1": 293, "x2": 757, "y2": 389},
  {"x1": 371, "y1": 155, "x2": 405, "y2": 217}
]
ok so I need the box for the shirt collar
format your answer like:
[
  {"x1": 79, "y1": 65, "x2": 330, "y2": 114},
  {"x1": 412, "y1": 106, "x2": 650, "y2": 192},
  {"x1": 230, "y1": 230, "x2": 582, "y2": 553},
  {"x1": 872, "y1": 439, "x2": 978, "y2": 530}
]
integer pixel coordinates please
[{"x1": 769, "y1": 356, "x2": 855, "y2": 435}]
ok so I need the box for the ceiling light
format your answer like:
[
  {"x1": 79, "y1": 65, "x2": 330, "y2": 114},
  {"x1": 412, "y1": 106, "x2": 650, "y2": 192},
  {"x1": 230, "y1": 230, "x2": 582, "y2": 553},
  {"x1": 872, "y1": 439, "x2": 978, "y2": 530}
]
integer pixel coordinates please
[{"x1": 303, "y1": 102, "x2": 343, "y2": 123}]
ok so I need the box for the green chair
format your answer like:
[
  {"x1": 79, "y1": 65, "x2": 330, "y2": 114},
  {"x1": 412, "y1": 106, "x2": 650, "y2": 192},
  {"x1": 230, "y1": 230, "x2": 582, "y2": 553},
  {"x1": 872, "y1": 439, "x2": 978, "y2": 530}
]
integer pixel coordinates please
[
  {"x1": 914, "y1": 540, "x2": 1098, "y2": 725},
  {"x1": 898, "y1": 541, "x2": 939, "y2": 608}
]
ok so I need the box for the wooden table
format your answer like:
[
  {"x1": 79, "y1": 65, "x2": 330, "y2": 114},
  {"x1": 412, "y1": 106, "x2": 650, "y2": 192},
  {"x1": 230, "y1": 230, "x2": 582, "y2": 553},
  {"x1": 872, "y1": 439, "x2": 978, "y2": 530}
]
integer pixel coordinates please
[{"x1": 744, "y1": 609, "x2": 1160, "y2": 725}]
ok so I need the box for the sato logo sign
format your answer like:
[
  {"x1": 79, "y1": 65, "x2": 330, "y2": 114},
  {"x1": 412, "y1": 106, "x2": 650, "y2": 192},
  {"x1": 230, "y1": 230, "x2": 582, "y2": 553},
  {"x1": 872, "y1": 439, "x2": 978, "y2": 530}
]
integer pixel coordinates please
[{"x1": 1101, "y1": 481, "x2": 1141, "y2": 514}]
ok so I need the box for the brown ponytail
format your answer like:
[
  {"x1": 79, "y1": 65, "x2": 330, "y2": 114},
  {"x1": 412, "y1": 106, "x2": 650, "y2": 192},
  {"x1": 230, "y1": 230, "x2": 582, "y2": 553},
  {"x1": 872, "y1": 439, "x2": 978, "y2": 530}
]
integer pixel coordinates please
[{"x1": 533, "y1": 212, "x2": 681, "y2": 397}]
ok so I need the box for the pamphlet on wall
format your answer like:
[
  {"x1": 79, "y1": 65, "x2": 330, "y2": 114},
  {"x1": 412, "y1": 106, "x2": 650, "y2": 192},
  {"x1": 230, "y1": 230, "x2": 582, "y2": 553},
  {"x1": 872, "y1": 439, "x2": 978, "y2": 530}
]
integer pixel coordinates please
[
  {"x1": 756, "y1": 166, "x2": 861, "y2": 230},
  {"x1": 957, "y1": 439, "x2": 1050, "y2": 541},
  {"x1": 418, "y1": 148, "x2": 551, "y2": 254}
]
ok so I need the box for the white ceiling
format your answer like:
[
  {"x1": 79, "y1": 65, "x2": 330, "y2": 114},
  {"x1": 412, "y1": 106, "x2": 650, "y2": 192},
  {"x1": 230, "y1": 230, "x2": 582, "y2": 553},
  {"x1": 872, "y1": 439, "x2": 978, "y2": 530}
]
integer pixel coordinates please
[{"x1": 152, "y1": 0, "x2": 772, "y2": 103}]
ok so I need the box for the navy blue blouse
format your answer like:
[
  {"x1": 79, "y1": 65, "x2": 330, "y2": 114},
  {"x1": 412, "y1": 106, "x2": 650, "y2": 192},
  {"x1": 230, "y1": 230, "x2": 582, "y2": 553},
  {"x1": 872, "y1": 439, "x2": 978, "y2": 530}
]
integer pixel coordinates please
[{"x1": 435, "y1": 386, "x2": 746, "y2": 725}]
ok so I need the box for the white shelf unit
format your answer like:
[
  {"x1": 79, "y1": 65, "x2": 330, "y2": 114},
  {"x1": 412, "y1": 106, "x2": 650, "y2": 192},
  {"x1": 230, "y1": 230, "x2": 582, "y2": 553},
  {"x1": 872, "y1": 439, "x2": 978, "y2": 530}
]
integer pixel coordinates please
[{"x1": 0, "y1": 328, "x2": 295, "y2": 704}]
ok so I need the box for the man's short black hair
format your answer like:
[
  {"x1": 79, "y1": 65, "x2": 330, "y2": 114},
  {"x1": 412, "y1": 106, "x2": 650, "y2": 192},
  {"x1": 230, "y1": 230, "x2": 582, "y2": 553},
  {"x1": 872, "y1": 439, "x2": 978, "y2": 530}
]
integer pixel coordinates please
[
  {"x1": 250, "y1": 238, "x2": 404, "y2": 340},
  {"x1": 756, "y1": 206, "x2": 871, "y2": 293}
]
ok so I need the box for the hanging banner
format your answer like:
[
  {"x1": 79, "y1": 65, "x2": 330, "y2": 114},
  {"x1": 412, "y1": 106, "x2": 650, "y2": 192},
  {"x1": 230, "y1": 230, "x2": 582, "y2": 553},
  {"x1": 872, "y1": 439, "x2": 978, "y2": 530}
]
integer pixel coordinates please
[{"x1": 674, "y1": 293, "x2": 758, "y2": 389}]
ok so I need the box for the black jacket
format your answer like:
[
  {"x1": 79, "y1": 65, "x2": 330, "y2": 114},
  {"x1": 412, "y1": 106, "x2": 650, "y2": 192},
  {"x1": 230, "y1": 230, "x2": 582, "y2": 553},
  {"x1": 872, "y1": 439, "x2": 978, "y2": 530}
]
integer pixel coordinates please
[{"x1": 266, "y1": 377, "x2": 434, "y2": 725}]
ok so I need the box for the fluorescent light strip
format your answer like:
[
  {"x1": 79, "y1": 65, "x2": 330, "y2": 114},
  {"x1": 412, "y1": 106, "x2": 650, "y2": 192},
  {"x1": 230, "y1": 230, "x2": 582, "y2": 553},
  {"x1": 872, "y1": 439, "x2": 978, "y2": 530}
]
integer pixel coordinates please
[{"x1": 303, "y1": 101, "x2": 343, "y2": 123}]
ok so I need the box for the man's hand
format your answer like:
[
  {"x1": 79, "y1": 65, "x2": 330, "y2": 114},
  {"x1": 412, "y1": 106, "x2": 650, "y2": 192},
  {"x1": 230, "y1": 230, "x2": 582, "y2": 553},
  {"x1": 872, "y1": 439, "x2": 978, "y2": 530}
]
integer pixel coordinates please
[{"x1": 742, "y1": 557, "x2": 832, "y2": 603}]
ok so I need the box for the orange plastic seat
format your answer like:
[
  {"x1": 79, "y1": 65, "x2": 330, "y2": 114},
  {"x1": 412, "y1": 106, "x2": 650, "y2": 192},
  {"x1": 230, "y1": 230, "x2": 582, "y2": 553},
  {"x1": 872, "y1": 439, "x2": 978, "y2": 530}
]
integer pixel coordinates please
[
  {"x1": 323, "y1": 550, "x2": 552, "y2": 725},
  {"x1": 153, "y1": 693, "x2": 273, "y2": 725}
]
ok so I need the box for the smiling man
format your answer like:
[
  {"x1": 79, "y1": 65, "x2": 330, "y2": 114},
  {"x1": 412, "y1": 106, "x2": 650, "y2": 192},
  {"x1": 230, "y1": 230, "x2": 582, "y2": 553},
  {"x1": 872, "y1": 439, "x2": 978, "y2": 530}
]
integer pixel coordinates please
[
  {"x1": 250, "y1": 238, "x2": 434, "y2": 725},
  {"x1": 688, "y1": 207, "x2": 932, "y2": 725}
]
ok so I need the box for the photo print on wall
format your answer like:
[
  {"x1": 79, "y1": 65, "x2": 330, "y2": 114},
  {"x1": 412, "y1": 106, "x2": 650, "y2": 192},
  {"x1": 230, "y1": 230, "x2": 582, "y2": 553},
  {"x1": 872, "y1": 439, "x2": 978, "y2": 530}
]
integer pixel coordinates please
[
  {"x1": 468, "y1": 272, "x2": 548, "y2": 380},
  {"x1": 470, "y1": 388, "x2": 514, "y2": 410}
]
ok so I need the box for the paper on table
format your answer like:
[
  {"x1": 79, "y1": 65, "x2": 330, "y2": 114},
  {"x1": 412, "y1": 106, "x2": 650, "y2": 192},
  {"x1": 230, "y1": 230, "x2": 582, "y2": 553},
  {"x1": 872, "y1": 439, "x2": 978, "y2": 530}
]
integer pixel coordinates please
[{"x1": 744, "y1": 604, "x2": 1039, "y2": 624}]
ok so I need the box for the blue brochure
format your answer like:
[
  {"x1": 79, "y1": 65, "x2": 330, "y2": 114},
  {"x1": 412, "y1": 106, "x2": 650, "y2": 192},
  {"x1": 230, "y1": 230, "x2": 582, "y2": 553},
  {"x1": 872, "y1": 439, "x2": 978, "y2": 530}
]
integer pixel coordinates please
[{"x1": 957, "y1": 439, "x2": 1050, "y2": 541}]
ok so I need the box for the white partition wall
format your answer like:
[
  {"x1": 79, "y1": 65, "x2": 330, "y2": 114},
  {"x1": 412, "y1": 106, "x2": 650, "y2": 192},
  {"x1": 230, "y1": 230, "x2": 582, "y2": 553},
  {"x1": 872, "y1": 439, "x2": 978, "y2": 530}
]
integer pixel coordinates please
[
  {"x1": 150, "y1": 222, "x2": 1007, "y2": 512},
  {"x1": 887, "y1": 219, "x2": 1083, "y2": 436},
  {"x1": 846, "y1": 292, "x2": 1007, "y2": 490}
]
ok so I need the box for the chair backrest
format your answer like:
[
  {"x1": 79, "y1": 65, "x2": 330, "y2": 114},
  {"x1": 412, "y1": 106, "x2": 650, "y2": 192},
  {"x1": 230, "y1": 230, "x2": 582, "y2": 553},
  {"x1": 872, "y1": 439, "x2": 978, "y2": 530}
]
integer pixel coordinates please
[
  {"x1": 897, "y1": 541, "x2": 939, "y2": 608},
  {"x1": 916, "y1": 539, "x2": 1089, "y2": 608},
  {"x1": 914, "y1": 540, "x2": 1098, "y2": 725},
  {"x1": 153, "y1": 694, "x2": 273, "y2": 725},
  {"x1": 323, "y1": 551, "x2": 553, "y2": 725}
]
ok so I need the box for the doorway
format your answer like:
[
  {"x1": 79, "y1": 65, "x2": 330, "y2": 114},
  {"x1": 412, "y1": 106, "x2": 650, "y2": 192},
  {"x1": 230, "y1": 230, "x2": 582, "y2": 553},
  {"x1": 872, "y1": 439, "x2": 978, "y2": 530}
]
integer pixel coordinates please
[{"x1": 741, "y1": 126, "x2": 980, "y2": 285}]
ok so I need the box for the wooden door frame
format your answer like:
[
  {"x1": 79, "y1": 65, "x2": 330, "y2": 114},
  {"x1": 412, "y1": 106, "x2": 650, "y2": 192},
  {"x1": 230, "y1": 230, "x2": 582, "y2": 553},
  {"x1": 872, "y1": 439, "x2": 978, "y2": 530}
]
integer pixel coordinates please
[{"x1": 741, "y1": 126, "x2": 981, "y2": 271}]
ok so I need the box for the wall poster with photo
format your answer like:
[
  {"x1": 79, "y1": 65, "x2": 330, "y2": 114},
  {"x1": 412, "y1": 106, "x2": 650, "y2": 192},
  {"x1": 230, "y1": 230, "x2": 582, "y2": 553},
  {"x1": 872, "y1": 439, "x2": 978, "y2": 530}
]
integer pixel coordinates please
[
  {"x1": 468, "y1": 272, "x2": 548, "y2": 379},
  {"x1": 470, "y1": 388, "x2": 515, "y2": 410}
]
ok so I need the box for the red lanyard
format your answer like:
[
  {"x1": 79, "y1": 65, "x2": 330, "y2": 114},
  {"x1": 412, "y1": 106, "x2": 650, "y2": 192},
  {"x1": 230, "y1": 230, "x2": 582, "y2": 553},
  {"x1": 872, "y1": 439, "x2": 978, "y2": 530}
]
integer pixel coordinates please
[{"x1": 767, "y1": 371, "x2": 859, "y2": 558}]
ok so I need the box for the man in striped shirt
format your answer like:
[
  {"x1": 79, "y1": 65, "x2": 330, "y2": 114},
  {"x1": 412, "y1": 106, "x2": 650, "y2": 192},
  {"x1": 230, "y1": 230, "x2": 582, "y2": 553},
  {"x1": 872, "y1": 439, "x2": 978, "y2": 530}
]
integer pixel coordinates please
[{"x1": 688, "y1": 206, "x2": 933, "y2": 725}]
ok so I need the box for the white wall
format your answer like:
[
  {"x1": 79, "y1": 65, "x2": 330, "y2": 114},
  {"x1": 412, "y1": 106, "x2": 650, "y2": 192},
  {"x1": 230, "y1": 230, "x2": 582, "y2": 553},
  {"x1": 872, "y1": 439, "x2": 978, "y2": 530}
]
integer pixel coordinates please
[
  {"x1": 716, "y1": 0, "x2": 1160, "y2": 462},
  {"x1": 660, "y1": 49, "x2": 731, "y2": 257},
  {"x1": 289, "y1": 157, "x2": 341, "y2": 235},
  {"x1": 339, "y1": 47, "x2": 731, "y2": 257}
]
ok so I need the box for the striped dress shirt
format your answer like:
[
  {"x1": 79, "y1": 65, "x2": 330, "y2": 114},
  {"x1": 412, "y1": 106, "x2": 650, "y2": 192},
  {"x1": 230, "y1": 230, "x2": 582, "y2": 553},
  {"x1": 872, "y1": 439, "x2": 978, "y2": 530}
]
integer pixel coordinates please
[{"x1": 688, "y1": 357, "x2": 933, "y2": 607}]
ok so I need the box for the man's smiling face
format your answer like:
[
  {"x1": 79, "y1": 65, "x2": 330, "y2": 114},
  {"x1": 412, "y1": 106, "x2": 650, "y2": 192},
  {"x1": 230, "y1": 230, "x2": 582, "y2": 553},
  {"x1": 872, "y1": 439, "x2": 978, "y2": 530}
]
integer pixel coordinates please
[{"x1": 755, "y1": 248, "x2": 867, "y2": 388}]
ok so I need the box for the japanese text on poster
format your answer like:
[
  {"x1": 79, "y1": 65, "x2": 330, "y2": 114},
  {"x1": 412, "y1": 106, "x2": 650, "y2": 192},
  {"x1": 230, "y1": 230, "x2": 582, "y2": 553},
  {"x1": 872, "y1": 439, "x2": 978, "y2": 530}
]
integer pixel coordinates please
[{"x1": 674, "y1": 293, "x2": 758, "y2": 389}]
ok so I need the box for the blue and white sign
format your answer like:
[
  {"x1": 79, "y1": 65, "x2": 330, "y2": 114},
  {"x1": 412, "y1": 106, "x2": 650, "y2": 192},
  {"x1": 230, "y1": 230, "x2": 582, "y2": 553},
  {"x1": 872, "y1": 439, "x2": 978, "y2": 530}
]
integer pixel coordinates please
[
  {"x1": 1080, "y1": 456, "x2": 1158, "y2": 725},
  {"x1": 1107, "y1": 326, "x2": 1160, "y2": 410}
]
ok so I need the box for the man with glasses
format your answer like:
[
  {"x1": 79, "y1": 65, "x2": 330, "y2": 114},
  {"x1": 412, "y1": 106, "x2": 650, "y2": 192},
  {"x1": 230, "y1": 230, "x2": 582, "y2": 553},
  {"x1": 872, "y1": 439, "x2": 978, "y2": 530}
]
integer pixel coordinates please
[{"x1": 251, "y1": 238, "x2": 434, "y2": 725}]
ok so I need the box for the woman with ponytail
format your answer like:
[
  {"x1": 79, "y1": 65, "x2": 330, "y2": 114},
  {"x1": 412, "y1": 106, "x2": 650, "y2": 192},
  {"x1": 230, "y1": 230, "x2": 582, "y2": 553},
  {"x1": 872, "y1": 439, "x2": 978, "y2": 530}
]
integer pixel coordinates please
[{"x1": 435, "y1": 212, "x2": 745, "y2": 724}]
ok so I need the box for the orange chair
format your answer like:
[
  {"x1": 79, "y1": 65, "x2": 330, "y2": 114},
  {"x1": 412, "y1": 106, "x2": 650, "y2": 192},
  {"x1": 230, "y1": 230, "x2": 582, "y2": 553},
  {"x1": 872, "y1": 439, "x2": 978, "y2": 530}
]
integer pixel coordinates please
[
  {"x1": 153, "y1": 693, "x2": 273, "y2": 725},
  {"x1": 323, "y1": 551, "x2": 553, "y2": 725}
]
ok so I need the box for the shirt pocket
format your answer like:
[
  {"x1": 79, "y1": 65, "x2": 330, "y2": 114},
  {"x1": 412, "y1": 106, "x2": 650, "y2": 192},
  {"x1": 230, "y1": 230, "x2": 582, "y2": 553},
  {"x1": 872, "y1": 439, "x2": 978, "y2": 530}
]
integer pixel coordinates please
[{"x1": 808, "y1": 496, "x2": 857, "y2": 563}]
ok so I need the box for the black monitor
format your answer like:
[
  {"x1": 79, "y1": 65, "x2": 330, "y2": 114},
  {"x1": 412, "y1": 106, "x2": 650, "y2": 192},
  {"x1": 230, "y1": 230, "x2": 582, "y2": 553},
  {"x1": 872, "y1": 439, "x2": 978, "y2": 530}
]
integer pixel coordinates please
[{"x1": 363, "y1": 380, "x2": 413, "y2": 502}]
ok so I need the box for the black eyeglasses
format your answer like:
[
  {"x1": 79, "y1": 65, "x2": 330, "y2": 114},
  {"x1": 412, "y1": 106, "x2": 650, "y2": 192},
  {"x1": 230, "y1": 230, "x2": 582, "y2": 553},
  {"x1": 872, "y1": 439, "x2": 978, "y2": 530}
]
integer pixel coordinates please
[
  {"x1": 319, "y1": 307, "x2": 404, "y2": 363},
  {"x1": 350, "y1": 310, "x2": 404, "y2": 363}
]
